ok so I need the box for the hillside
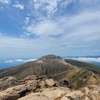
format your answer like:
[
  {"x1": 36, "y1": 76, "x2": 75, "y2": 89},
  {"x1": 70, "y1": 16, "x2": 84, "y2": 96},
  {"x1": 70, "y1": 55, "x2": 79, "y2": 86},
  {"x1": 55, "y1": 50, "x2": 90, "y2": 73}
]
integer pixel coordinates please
[
  {"x1": 0, "y1": 55, "x2": 78, "y2": 79},
  {"x1": 65, "y1": 59, "x2": 100, "y2": 73}
]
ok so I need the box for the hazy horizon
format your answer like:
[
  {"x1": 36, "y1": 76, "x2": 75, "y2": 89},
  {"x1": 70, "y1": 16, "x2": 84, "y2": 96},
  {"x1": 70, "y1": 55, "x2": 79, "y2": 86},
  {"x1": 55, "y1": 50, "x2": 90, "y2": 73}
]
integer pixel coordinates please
[{"x1": 0, "y1": 55, "x2": 100, "y2": 69}]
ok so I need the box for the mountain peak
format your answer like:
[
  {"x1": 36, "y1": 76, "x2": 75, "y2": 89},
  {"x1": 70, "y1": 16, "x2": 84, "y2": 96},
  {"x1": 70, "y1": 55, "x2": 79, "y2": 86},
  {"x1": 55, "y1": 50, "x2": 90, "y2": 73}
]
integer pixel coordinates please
[{"x1": 38, "y1": 54, "x2": 62, "y2": 61}]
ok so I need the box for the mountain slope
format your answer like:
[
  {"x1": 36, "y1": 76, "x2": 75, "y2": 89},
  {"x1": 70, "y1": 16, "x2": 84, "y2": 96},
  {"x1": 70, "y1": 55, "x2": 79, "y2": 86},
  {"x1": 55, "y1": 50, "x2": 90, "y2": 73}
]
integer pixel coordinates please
[
  {"x1": 18, "y1": 55, "x2": 79, "y2": 80},
  {"x1": 0, "y1": 55, "x2": 78, "y2": 79},
  {"x1": 0, "y1": 55, "x2": 100, "y2": 89},
  {"x1": 65, "y1": 59, "x2": 100, "y2": 73}
]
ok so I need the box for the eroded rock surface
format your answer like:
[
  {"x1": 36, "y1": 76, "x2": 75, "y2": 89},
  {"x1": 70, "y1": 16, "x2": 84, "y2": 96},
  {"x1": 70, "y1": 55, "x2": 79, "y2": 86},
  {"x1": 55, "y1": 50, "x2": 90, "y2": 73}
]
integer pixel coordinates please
[
  {"x1": 18, "y1": 87, "x2": 71, "y2": 100},
  {"x1": 0, "y1": 76, "x2": 19, "y2": 91},
  {"x1": 0, "y1": 85, "x2": 27, "y2": 100},
  {"x1": 0, "y1": 75, "x2": 100, "y2": 100}
]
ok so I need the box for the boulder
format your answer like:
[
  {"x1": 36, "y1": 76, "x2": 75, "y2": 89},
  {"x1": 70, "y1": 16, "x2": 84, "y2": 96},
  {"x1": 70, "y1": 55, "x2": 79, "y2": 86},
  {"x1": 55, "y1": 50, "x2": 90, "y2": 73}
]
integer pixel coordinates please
[
  {"x1": 18, "y1": 93, "x2": 52, "y2": 100},
  {"x1": 41, "y1": 87, "x2": 71, "y2": 99},
  {"x1": 0, "y1": 85, "x2": 27, "y2": 100},
  {"x1": 19, "y1": 75, "x2": 37, "y2": 84},
  {"x1": 85, "y1": 97, "x2": 90, "y2": 100},
  {"x1": 61, "y1": 90, "x2": 83, "y2": 100},
  {"x1": 39, "y1": 80, "x2": 47, "y2": 88},
  {"x1": 0, "y1": 76, "x2": 19, "y2": 91},
  {"x1": 45, "y1": 79, "x2": 56, "y2": 87},
  {"x1": 18, "y1": 87, "x2": 70, "y2": 100},
  {"x1": 25, "y1": 80, "x2": 39, "y2": 92}
]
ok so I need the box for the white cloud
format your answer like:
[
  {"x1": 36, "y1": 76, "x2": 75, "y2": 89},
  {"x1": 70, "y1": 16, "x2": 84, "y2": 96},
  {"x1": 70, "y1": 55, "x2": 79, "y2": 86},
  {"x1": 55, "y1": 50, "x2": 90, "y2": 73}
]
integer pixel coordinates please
[
  {"x1": 72, "y1": 57, "x2": 100, "y2": 63},
  {"x1": 24, "y1": 10, "x2": 100, "y2": 40},
  {"x1": 43, "y1": 0, "x2": 58, "y2": 17},
  {"x1": 5, "y1": 60, "x2": 13, "y2": 63},
  {"x1": 32, "y1": 0, "x2": 58, "y2": 17},
  {"x1": 13, "y1": 4, "x2": 24, "y2": 10},
  {"x1": 29, "y1": 0, "x2": 100, "y2": 19},
  {"x1": 0, "y1": 36, "x2": 60, "y2": 58},
  {"x1": 61, "y1": 0, "x2": 74, "y2": 8},
  {"x1": 34, "y1": 3, "x2": 41, "y2": 10},
  {"x1": 4, "y1": 58, "x2": 36, "y2": 63},
  {"x1": 59, "y1": 11, "x2": 100, "y2": 45},
  {"x1": 0, "y1": 0, "x2": 10, "y2": 4},
  {"x1": 60, "y1": 0, "x2": 99, "y2": 7},
  {"x1": 26, "y1": 19, "x2": 63, "y2": 36},
  {"x1": 21, "y1": 8, "x2": 100, "y2": 57},
  {"x1": 79, "y1": 0, "x2": 98, "y2": 4},
  {"x1": 25, "y1": 17, "x2": 29, "y2": 25}
]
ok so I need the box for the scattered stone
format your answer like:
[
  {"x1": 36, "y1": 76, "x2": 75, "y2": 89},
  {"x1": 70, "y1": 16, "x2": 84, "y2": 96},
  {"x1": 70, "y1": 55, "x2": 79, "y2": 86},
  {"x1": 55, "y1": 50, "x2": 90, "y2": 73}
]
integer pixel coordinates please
[
  {"x1": 0, "y1": 75, "x2": 100, "y2": 100},
  {"x1": 39, "y1": 80, "x2": 47, "y2": 88},
  {"x1": 45, "y1": 79, "x2": 56, "y2": 87},
  {"x1": 20, "y1": 75, "x2": 37, "y2": 84},
  {"x1": 25, "y1": 80, "x2": 39, "y2": 92}
]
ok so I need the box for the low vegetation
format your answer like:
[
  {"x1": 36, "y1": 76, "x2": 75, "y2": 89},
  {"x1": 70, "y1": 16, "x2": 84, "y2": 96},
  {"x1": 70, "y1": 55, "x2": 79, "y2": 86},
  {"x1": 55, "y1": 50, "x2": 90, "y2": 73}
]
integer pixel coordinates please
[{"x1": 65, "y1": 59, "x2": 100, "y2": 73}]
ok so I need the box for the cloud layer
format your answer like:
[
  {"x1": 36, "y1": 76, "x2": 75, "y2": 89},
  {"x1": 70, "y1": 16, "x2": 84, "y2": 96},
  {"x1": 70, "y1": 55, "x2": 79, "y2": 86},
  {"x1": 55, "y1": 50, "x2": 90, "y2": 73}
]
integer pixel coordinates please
[
  {"x1": 72, "y1": 57, "x2": 100, "y2": 63},
  {"x1": 4, "y1": 58, "x2": 36, "y2": 63}
]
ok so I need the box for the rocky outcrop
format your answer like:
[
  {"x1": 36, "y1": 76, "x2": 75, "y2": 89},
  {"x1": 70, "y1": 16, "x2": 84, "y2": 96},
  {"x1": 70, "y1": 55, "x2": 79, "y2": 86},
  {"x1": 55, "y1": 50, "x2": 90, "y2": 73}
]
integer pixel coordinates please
[
  {"x1": 0, "y1": 76, "x2": 19, "y2": 91},
  {"x1": 0, "y1": 85, "x2": 27, "y2": 100},
  {"x1": 18, "y1": 85, "x2": 100, "y2": 100},
  {"x1": 61, "y1": 90, "x2": 83, "y2": 100},
  {"x1": 0, "y1": 75, "x2": 58, "y2": 100},
  {"x1": 84, "y1": 85, "x2": 100, "y2": 100},
  {"x1": 0, "y1": 75, "x2": 100, "y2": 100},
  {"x1": 18, "y1": 87, "x2": 71, "y2": 100},
  {"x1": 25, "y1": 80, "x2": 38, "y2": 92}
]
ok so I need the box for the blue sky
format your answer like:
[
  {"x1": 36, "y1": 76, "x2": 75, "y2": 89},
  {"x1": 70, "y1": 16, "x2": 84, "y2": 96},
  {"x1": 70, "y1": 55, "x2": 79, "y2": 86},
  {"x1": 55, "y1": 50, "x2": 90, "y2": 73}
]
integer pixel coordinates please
[{"x1": 0, "y1": 0, "x2": 100, "y2": 58}]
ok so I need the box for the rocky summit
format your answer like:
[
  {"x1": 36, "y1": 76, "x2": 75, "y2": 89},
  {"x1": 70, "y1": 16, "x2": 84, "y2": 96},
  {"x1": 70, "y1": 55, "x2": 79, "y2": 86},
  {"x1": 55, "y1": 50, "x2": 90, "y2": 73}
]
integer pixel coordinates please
[
  {"x1": 0, "y1": 75, "x2": 100, "y2": 100},
  {"x1": 0, "y1": 54, "x2": 100, "y2": 100}
]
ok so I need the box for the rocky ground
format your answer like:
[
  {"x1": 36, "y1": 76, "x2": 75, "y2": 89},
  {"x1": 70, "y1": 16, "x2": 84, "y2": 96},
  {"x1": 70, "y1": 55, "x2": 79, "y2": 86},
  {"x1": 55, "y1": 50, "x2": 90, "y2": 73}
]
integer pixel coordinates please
[{"x1": 0, "y1": 75, "x2": 100, "y2": 100}]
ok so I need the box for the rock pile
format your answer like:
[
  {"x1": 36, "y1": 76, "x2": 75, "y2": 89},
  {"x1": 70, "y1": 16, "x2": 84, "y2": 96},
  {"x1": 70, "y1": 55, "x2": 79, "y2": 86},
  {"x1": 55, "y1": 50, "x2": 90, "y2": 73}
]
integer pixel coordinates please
[{"x1": 0, "y1": 75, "x2": 100, "y2": 100}]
